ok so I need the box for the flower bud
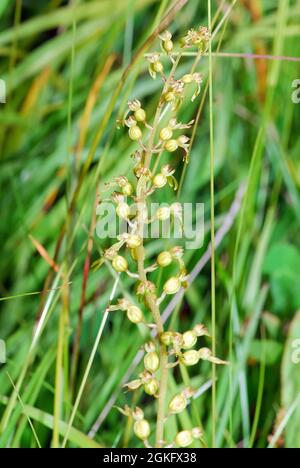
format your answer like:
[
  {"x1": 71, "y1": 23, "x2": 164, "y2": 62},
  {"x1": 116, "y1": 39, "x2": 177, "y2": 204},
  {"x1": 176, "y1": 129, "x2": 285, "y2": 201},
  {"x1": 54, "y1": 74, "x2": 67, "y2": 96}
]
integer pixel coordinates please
[
  {"x1": 122, "y1": 183, "x2": 133, "y2": 196},
  {"x1": 182, "y1": 330, "x2": 197, "y2": 350},
  {"x1": 159, "y1": 127, "x2": 173, "y2": 141},
  {"x1": 134, "y1": 108, "x2": 146, "y2": 123},
  {"x1": 160, "y1": 331, "x2": 174, "y2": 346},
  {"x1": 156, "y1": 206, "x2": 171, "y2": 221},
  {"x1": 144, "y1": 352, "x2": 160, "y2": 373},
  {"x1": 164, "y1": 139, "x2": 178, "y2": 152},
  {"x1": 175, "y1": 430, "x2": 193, "y2": 448},
  {"x1": 129, "y1": 125, "x2": 142, "y2": 141},
  {"x1": 180, "y1": 350, "x2": 200, "y2": 366},
  {"x1": 134, "y1": 419, "x2": 150, "y2": 441},
  {"x1": 126, "y1": 235, "x2": 142, "y2": 249},
  {"x1": 163, "y1": 277, "x2": 181, "y2": 295},
  {"x1": 112, "y1": 255, "x2": 128, "y2": 273},
  {"x1": 127, "y1": 305, "x2": 143, "y2": 324},
  {"x1": 157, "y1": 251, "x2": 173, "y2": 268},
  {"x1": 168, "y1": 393, "x2": 187, "y2": 414},
  {"x1": 153, "y1": 173, "x2": 167, "y2": 189},
  {"x1": 144, "y1": 378, "x2": 159, "y2": 396},
  {"x1": 116, "y1": 202, "x2": 130, "y2": 219}
]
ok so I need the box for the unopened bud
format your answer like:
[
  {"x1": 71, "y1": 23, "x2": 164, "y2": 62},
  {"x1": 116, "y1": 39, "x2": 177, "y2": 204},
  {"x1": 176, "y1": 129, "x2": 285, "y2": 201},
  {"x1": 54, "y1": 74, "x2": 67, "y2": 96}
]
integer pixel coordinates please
[
  {"x1": 127, "y1": 305, "x2": 143, "y2": 324},
  {"x1": 134, "y1": 419, "x2": 150, "y2": 441},
  {"x1": 156, "y1": 206, "x2": 171, "y2": 221},
  {"x1": 112, "y1": 255, "x2": 128, "y2": 273},
  {"x1": 126, "y1": 235, "x2": 142, "y2": 249},
  {"x1": 160, "y1": 331, "x2": 175, "y2": 346},
  {"x1": 168, "y1": 393, "x2": 187, "y2": 414},
  {"x1": 180, "y1": 350, "x2": 200, "y2": 366},
  {"x1": 144, "y1": 352, "x2": 160, "y2": 373},
  {"x1": 116, "y1": 202, "x2": 130, "y2": 219},
  {"x1": 144, "y1": 378, "x2": 159, "y2": 396},
  {"x1": 163, "y1": 277, "x2": 181, "y2": 295},
  {"x1": 129, "y1": 125, "x2": 142, "y2": 141},
  {"x1": 192, "y1": 427, "x2": 202, "y2": 439},
  {"x1": 159, "y1": 127, "x2": 173, "y2": 141},
  {"x1": 164, "y1": 139, "x2": 179, "y2": 152},
  {"x1": 122, "y1": 183, "x2": 133, "y2": 196},
  {"x1": 157, "y1": 251, "x2": 173, "y2": 267},
  {"x1": 175, "y1": 430, "x2": 193, "y2": 448},
  {"x1": 134, "y1": 108, "x2": 146, "y2": 123},
  {"x1": 182, "y1": 74, "x2": 194, "y2": 84},
  {"x1": 153, "y1": 173, "x2": 167, "y2": 188},
  {"x1": 182, "y1": 330, "x2": 197, "y2": 350},
  {"x1": 153, "y1": 61, "x2": 164, "y2": 74},
  {"x1": 163, "y1": 39, "x2": 173, "y2": 53}
]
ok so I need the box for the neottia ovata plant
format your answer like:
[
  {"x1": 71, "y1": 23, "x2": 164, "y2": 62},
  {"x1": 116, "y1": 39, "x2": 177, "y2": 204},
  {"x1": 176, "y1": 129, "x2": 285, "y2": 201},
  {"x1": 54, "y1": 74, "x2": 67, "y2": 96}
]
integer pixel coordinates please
[{"x1": 96, "y1": 25, "x2": 227, "y2": 448}]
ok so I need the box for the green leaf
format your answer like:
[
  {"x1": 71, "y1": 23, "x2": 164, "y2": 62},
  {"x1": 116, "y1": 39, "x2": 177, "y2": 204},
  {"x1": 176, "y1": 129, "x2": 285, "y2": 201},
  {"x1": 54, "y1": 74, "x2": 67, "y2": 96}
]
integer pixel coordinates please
[
  {"x1": 281, "y1": 311, "x2": 300, "y2": 448},
  {"x1": 249, "y1": 339, "x2": 283, "y2": 366},
  {"x1": 263, "y1": 243, "x2": 300, "y2": 313}
]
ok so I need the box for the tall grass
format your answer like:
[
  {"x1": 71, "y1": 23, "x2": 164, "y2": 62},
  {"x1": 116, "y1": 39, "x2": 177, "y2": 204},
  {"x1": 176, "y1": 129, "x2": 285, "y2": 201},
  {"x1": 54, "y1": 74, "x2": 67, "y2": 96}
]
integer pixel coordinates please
[{"x1": 0, "y1": 0, "x2": 300, "y2": 448}]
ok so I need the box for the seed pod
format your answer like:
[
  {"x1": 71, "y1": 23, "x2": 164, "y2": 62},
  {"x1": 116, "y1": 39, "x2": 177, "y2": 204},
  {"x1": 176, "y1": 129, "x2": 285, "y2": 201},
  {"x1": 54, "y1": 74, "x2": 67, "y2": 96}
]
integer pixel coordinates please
[
  {"x1": 159, "y1": 127, "x2": 173, "y2": 141},
  {"x1": 116, "y1": 202, "x2": 130, "y2": 220},
  {"x1": 144, "y1": 351, "x2": 160, "y2": 373},
  {"x1": 144, "y1": 378, "x2": 159, "y2": 396},
  {"x1": 112, "y1": 255, "x2": 128, "y2": 273},
  {"x1": 164, "y1": 139, "x2": 179, "y2": 152},
  {"x1": 182, "y1": 330, "x2": 197, "y2": 350},
  {"x1": 134, "y1": 108, "x2": 146, "y2": 123},
  {"x1": 153, "y1": 173, "x2": 167, "y2": 189},
  {"x1": 168, "y1": 393, "x2": 187, "y2": 414},
  {"x1": 160, "y1": 331, "x2": 175, "y2": 346},
  {"x1": 163, "y1": 277, "x2": 181, "y2": 295},
  {"x1": 156, "y1": 206, "x2": 171, "y2": 221},
  {"x1": 129, "y1": 125, "x2": 142, "y2": 141},
  {"x1": 180, "y1": 350, "x2": 200, "y2": 366},
  {"x1": 127, "y1": 305, "x2": 143, "y2": 324},
  {"x1": 126, "y1": 235, "x2": 142, "y2": 249},
  {"x1": 157, "y1": 251, "x2": 173, "y2": 268},
  {"x1": 134, "y1": 419, "x2": 150, "y2": 441},
  {"x1": 122, "y1": 183, "x2": 133, "y2": 196},
  {"x1": 175, "y1": 430, "x2": 193, "y2": 448}
]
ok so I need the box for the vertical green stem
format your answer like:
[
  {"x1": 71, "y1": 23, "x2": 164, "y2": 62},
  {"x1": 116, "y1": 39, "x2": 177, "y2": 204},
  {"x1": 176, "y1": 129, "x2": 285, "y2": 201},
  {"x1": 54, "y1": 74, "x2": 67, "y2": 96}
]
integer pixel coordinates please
[{"x1": 208, "y1": 0, "x2": 217, "y2": 448}]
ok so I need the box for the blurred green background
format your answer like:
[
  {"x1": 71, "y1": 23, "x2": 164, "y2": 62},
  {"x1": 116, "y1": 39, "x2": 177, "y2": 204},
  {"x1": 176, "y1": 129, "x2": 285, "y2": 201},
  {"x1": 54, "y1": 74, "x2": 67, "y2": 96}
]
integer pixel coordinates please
[{"x1": 0, "y1": 0, "x2": 300, "y2": 448}]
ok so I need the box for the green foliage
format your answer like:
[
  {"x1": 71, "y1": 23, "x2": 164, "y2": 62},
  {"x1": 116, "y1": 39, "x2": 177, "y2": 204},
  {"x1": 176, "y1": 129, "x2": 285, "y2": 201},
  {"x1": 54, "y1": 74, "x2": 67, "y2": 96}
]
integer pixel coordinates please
[{"x1": 0, "y1": 0, "x2": 300, "y2": 448}]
